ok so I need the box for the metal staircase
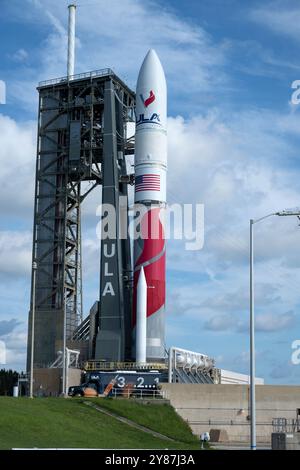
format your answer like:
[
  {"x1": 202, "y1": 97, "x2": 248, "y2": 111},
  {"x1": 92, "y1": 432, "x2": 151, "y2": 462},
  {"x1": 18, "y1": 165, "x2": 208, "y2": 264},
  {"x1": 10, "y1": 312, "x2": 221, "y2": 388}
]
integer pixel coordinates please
[{"x1": 173, "y1": 367, "x2": 214, "y2": 384}]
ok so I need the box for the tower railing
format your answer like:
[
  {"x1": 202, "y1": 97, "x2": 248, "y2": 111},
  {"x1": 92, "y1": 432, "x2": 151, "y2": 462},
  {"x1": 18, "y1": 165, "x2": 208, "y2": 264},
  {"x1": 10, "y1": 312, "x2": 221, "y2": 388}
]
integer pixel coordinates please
[
  {"x1": 39, "y1": 68, "x2": 115, "y2": 87},
  {"x1": 83, "y1": 361, "x2": 168, "y2": 371}
]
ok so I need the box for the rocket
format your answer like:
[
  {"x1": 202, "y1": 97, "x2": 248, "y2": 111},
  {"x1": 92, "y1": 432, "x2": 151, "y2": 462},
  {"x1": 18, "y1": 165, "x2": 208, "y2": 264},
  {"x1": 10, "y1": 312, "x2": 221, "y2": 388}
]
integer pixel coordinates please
[{"x1": 133, "y1": 49, "x2": 167, "y2": 362}]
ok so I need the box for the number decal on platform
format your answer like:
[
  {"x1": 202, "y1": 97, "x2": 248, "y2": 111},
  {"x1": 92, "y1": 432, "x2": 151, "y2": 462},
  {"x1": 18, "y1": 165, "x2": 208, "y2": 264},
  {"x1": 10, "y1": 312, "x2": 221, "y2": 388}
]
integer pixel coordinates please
[
  {"x1": 117, "y1": 376, "x2": 125, "y2": 388},
  {"x1": 136, "y1": 377, "x2": 145, "y2": 388}
]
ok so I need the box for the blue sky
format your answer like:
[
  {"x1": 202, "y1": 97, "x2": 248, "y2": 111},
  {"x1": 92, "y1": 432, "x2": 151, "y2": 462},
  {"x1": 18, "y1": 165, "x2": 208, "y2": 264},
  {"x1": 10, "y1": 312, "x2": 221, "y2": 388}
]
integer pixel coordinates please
[{"x1": 1, "y1": 0, "x2": 300, "y2": 384}]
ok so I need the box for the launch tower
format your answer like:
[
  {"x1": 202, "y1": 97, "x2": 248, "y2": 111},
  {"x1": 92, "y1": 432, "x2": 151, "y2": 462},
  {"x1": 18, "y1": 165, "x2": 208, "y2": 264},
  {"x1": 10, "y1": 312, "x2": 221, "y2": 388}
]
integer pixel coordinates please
[{"x1": 27, "y1": 69, "x2": 135, "y2": 368}]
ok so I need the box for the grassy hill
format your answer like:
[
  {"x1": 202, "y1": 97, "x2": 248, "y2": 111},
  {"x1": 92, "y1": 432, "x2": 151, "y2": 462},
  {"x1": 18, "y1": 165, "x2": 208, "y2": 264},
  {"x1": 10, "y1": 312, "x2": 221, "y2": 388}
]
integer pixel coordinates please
[{"x1": 0, "y1": 397, "x2": 200, "y2": 450}]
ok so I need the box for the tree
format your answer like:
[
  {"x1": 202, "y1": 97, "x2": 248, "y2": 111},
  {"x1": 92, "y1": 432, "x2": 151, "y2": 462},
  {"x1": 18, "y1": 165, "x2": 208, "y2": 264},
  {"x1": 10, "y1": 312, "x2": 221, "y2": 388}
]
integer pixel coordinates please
[{"x1": 0, "y1": 369, "x2": 19, "y2": 396}]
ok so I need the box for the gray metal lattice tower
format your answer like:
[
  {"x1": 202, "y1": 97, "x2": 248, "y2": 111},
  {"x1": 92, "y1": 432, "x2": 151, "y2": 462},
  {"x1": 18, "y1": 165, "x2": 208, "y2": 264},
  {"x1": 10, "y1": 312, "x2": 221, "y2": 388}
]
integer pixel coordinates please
[{"x1": 27, "y1": 70, "x2": 135, "y2": 368}]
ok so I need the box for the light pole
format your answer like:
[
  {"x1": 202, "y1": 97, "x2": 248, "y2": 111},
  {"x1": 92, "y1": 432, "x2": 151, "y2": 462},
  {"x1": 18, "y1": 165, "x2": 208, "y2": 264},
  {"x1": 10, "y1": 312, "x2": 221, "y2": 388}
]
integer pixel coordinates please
[
  {"x1": 249, "y1": 208, "x2": 300, "y2": 450},
  {"x1": 29, "y1": 261, "x2": 37, "y2": 399},
  {"x1": 62, "y1": 294, "x2": 67, "y2": 397}
]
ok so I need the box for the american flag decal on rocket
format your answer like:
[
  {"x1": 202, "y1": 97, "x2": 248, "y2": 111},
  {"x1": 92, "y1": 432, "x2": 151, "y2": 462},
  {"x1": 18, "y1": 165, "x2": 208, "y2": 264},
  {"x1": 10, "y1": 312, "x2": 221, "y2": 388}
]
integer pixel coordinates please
[{"x1": 135, "y1": 174, "x2": 160, "y2": 192}]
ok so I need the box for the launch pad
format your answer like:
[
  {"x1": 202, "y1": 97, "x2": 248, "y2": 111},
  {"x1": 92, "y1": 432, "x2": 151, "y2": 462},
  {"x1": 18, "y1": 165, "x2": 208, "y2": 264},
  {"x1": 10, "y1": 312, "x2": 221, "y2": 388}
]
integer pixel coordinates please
[
  {"x1": 26, "y1": 6, "x2": 217, "y2": 396},
  {"x1": 26, "y1": 66, "x2": 218, "y2": 396}
]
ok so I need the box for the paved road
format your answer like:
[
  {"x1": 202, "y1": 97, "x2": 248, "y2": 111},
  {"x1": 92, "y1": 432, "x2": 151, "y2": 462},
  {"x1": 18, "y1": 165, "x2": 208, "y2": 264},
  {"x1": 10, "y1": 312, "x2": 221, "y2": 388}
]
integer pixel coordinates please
[{"x1": 211, "y1": 442, "x2": 271, "y2": 450}]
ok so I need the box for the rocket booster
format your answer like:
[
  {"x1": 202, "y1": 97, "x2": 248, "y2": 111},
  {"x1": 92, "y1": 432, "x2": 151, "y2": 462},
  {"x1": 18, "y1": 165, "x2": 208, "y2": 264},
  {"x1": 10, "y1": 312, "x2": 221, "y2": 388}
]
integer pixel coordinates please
[
  {"x1": 136, "y1": 266, "x2": 147, "y2": 364},
  {"x1": 133, "y1": 49, "x2": 167, "y2": 361}
]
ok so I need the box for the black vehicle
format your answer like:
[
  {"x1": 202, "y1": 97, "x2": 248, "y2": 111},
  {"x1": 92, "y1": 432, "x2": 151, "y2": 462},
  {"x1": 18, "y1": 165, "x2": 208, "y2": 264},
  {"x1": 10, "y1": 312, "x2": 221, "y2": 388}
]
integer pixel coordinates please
[{"x1": 68, "y1": 381, "x2": 99, "y2": 397}]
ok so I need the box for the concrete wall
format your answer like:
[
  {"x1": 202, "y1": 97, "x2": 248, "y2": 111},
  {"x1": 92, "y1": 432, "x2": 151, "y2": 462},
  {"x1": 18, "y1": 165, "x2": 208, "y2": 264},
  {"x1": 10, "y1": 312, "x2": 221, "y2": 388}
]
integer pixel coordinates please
[
  {"x1": 33, "y1": 368, "x2": 82, "y2": 396},
  {"x1": 220, "y1": 369, "x2": 264, "y2": 385},
  {"x1": 161, "y1": 384, "x2": 300, "y2": 443}
]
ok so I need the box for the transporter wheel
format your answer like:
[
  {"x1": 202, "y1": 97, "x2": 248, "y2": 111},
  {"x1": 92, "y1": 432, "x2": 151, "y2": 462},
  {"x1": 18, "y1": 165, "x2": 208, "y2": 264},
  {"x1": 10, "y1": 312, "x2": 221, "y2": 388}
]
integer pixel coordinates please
[{"x1": 74, "y1": 393, "x2": 82, "y2": 397}]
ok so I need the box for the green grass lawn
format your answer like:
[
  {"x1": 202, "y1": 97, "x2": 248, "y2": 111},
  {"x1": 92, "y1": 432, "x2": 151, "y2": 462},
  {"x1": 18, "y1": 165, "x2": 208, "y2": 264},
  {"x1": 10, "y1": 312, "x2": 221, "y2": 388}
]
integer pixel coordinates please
[
  {"x1": 92, "y1": 398, "x2": 199, "y2": 445},
  {"x1": 0, "y1": 397, "x2": 200, "y2": 450}
]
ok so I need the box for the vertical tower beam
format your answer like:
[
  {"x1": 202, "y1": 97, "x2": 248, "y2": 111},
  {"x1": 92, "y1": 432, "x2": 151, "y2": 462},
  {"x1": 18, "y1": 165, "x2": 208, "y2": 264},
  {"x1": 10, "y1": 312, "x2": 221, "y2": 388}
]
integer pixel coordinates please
[
  {"x1": 67, "y1": 4, "x2": 76, "y2": 77},
  {"x1": 96, "y1": 79, "x2": 126, "y2": 361},
  {"x1": 117, "y1": 88, "x2": 133, "y2": 361}
]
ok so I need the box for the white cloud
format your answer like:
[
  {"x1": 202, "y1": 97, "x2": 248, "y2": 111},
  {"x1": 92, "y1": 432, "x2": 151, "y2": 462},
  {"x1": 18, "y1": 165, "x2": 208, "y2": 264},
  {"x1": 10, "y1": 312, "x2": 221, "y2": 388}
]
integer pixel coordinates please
[
  {"x1": 5, "y1": 336, "x2": 27, "y2": 369},
  {"x1": 0, "y1": 115, "x2": 35, "y2": 216},
  {"x1": 0, "y1": 231, "x2": 32, "y2": 277},
  {"x1": 167, "y1": 110, "x2": 300, "y2": 273},
  {"x1": 250, "y1": 2, "x2": 300, "y2": 41},
  {"x1": 0, "y1": 321, "x2": 27, "y2": 370},
  {"x1": 5, "y1": 329, "x2": 27, "y2": 350},
  {"x1": 204, "y1": 314, "x2": 236, "y2": 332},
  {"x1": 203, "y1": 309, "x2": 295, "y2": 335},
  {"x1": 236, "y1": 311, "x2": 295, "y2": 334},
  {"x1": 0, "y1": 319, "x2": 21, "y2": 337},
  {"x1": 6, "y1": 0, "x2": 227, "y2": 113},
  {"x1": 269, "y1": 356, "x2": 300, "y2": 382},
  {"x1": 10, "y1": 48, "x2": 29, "y2": 62},
  {"x1": 255, "y1": 312, "x2": 296, "y2": 332}
]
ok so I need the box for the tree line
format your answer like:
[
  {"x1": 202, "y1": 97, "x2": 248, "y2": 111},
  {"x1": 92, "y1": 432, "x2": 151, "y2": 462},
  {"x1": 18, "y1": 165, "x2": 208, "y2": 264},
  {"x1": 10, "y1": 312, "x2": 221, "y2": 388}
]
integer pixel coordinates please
[{"x1": 0, "y1": 369, "x2": 19, "y2": 395}]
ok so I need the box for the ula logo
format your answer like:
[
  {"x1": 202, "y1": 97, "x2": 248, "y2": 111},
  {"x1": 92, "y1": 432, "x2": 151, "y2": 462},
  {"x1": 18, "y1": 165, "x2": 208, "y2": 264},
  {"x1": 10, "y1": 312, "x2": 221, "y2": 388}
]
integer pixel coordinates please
[
  {"x1": 136, "y1": 113, "x2": 161, "y2": 126},
  {"x1": 140, "y1": 90, "x2": 155, "y2": 108}
]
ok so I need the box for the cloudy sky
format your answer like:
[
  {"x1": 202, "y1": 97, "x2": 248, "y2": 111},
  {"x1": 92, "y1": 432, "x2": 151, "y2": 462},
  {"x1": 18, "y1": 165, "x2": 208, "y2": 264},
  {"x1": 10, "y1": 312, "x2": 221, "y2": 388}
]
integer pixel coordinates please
[{"x1": 1, "y1": 0, "x2": 300, "y2": 383}]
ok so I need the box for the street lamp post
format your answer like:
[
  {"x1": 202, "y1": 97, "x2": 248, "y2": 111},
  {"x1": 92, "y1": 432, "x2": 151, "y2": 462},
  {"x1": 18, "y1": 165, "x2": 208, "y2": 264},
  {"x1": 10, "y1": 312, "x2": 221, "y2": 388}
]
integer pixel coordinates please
[
  {"x1": 29, "y1": 261, "x2": 37, "y2": 399},
  {"x1": 249, "y1": 219, "x2": 255, "y2": 449},
  {"x1": 62, "y1": 295, "x2": 67, "y2": 397},
  {"x1": 249, "y1": 208, "x2": 300, "y2": 450}
]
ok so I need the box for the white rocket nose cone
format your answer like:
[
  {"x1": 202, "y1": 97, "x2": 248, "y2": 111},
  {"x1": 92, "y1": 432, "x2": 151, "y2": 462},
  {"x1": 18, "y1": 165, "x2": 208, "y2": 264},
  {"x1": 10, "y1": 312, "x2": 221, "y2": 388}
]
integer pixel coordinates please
[
  {"x1": 137, "y1": 49, "x2": 166, "y2": 91},
  {"x1": 141, "y1": 49, "x2": 161, "y2": 69}
]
